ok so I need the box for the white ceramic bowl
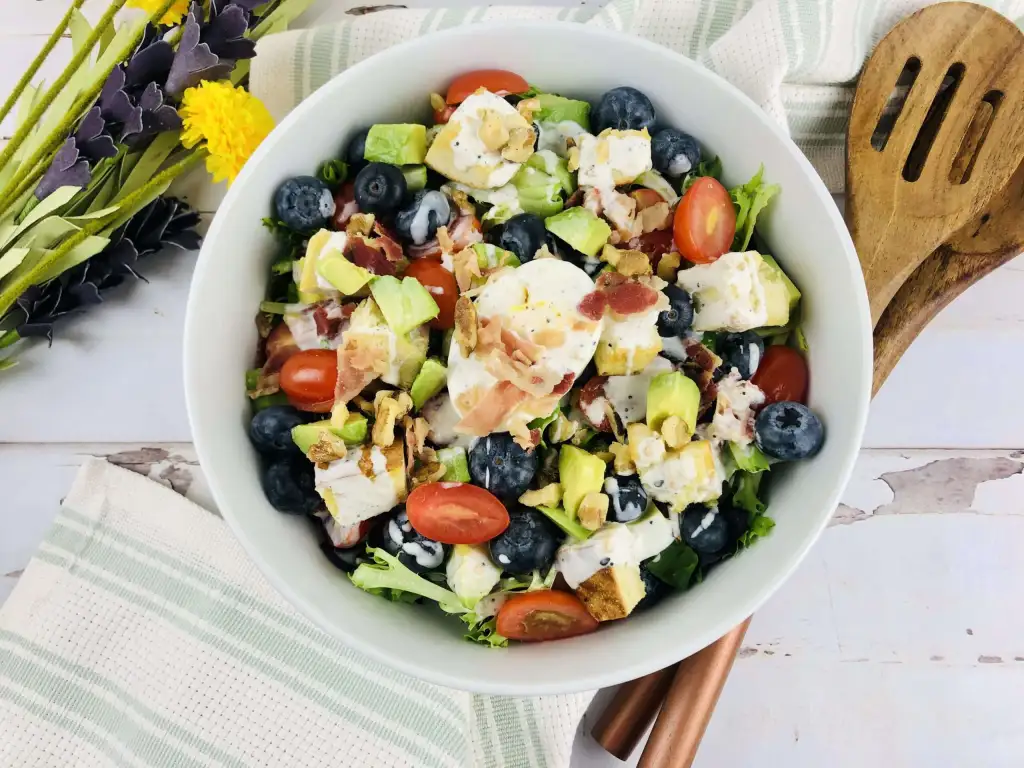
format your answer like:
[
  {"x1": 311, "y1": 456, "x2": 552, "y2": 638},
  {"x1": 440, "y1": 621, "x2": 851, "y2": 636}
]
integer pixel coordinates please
[{"x1": 184, "y1": 21, "x2": 871, "y2": 695}]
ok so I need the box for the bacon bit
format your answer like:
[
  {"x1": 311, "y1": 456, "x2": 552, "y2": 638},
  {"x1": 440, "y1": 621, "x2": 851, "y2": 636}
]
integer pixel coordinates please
[
  {"x1": 449, "y1": 212, "x2": 483, "y2": 250},
  {"x1": 334, "y1": 363, "x2": 378, "y2": 405},
  {"x1": 263, "y1": 323, "x2": 299, "y2": 370},
  {"x1": 409, "y1": 239, "x2": 442, "y2": 260},
  {"x1": 595, "y1": 271, "x2": 628, "y2": 290},
  {"x1": 565, "y1": 188, "x2": 585, "y2": 208},
  {"x1": 683, "y1": 339, "x2": 723, "y2": 419},
  {"x1": 372, "y1": 221, "x2": 406, "y2": 262},
  {"x1": 577, "y1": 290, "x2": 608, "y2": 321},
  {"x1": 500, "y1": 327, "x2": 541, "y2": 364},
  {"x1": 552, "y1": 372, "x2": 575, "y2": 396},
  {"x1": 247, "y1": 371, "x2": 281, "y2": 399},
  {"x1": 605, "y1": 280, "x2": 660, "y2": 316},
  {"x1": 331, "y1": 182, "x2": 359, "y2": 229},
  {"x1": 312, "y1": 304, "x2": 339, "y2": 339},
  {"x1": 475, "y1": 316, "x2": 503, "y2": 356},
  {"x1": 484, "y1": 350, "x2": 563, "y2": 397},
  {"x1": 455, "y1": 381, "x2": 530, "y2": 436},
  {"x1": 437, "y1": 225, "x2": 455, "y2": 254},
  {"x1": 349, "y1": 236, "x2": 397, "y2": 276},
  {"x1": 509, "y1": 418, "x2": 542, "y2": 451}
]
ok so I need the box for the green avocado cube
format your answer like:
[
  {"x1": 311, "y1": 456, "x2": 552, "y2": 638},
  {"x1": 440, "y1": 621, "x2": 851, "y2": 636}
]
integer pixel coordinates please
[
  {"x1": 544, "y1": 207, "x2": 611, "y2": 258},
  {"x1": 527, "y1": 151, "x2": 576, "y2": 197},
  {"x1": 470, "y1": 242, "x2": 521, "y2": 271},
  {"x1": 536, "y1": 505, "x2": 593, "y2": 540},
  {"x1": 364, "y1": 124, "x2": 428, "y2": 165},
  {"x1": 291, "y1": 414, "x2": 369, "y2": 453},
  {"x1": 558, "y1": 445, "x2": 606, "y2": 520},
  {"x1": 535, "y1": 93, "x2": 591, "y2": 130},
  {"x1": 410, "y1": 357, "x2": 447, "y2": 410},
  {"x1": 369, "y1": 275, "x2": 439, "y2": 335},
  {"x1": 511, "y1": 165, "x2": 564, "y2": 217},
  {"x1": 438, "y1": 446, "x2": 471, "y2": 483},
  {"x1": 402, "y1": 165, "x2": 428, "y2": 192},
  {"x1": 646, "y1": 371, "x2": 701, "y2": 435},
  {"x1": 316, "y1": 251, "x2": 373, "y2": 295}
]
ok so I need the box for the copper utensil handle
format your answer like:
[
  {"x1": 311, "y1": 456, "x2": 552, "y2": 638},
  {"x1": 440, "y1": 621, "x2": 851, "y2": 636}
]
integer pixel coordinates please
[
  {"x1": 591, "y1": 665, "x2": 679, "y2": 760},
  {"x1": 636, "y1": 618, "x2": 751, "y2": 768}
]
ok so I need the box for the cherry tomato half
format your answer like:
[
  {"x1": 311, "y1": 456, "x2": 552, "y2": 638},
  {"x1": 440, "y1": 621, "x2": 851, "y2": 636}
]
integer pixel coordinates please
[
  {"x1": 406, "y1": 482, "x2": 510, "y2": 545},
  {"x1": 673, "y1": 177, "x2": 736, "y2": 265},
  {"x1": 404, "y1": 258, "x2": 457, "y2": 330},
  {"x1": 496, "y1": 591, "x2": 599, "y2": 642},
  {"x1": 280, "y1": 349, "x2": 338, "y2": 411},
  {"x1": 433, "y1": 104, "x2": 456, "y2": 124},
  {"x1": 446, "y1": 69, "x2": 529, "y2": 105},
  {"x1": 751, "y1": 345, "x2": 809, "y2": 405}
]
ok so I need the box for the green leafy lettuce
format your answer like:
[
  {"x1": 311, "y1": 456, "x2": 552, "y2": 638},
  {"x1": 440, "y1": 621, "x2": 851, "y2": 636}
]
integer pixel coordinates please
[
  {"x1": 350, "y1": 548, "x2": 465, "y2": 613},
  {"x1": 316, "y1": 159, "x2": 348, "y2": 189},
  {"x1": 681, "y1": 156, "x2": 723, "y2": 192},
  {"x1": 646, "y1": 540, "x2": 700, "y2": 590},
  {"x1": 731, "y1": 471, "x2": 775, "y2": 549},
  {"x1": 460, "y1": 613, "x2": 508, "y2": 648},
  {"x1": 729, "y1": 165, "x2": 780, "y2": 252}
]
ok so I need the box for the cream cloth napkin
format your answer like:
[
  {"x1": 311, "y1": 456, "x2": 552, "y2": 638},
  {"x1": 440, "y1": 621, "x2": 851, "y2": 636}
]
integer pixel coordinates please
[
  {"x1": 250, "y1": 0, "x2": 1024, "y2": 194},
  {"x1": 0, "y1": 460, "x2": 589, "y2": 767}
]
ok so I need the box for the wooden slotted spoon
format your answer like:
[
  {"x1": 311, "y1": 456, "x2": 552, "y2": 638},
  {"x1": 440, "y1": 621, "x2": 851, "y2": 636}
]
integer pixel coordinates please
[{"x1": 847, "y1": 1, "x2": 1024, "y2": 326}]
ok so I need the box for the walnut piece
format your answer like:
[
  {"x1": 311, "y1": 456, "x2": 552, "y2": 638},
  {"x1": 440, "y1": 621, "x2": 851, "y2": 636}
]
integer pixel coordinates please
[
  {"x1": 437, "y1": 225, "x2": 455, "y2": 254},
  {"x1": 372, "y1": 398, "x2": 401, "y2": 447},
  {"x1": 346, "y1": 212, "x2": 376, "y2": 238},
  {"x1": 454, "y1": 295, "x2": 478, "y2": 356},
  {"x1": 660, "y1": 415, "x2": 691, "y2": 449},
  {"x1": 601, "y1": 245, "x2": 652, "y2": 277},
  {"x1": 516, "y1": 97, "x2": 541, "y2": 122},
  {"x1": 547, "y1": 412, "x2": 579, "y2": 444},
  {"x1": 656, "y1": 250, "x2": 682, "y2": 282},
  {"x1": 501, "y1": 126, "x2": 536, "y2": 163},
  {"x1": 411, "y1": 461, "x2": 446, "y2": 488},
  {"x1": 610, "y1": 442, "x2": 636, "y2": 475},
  {"x1": 352, "y1": 395, "x2": 375, "y2": 416},
  {"x1": 578, "y1": 492, "x2": 610, "y2": 531},
  {"x1": 306, "y1": 433, "x2": 347, "y2": 468},
  {"x1": 639, "y1": 202, "x2": 672, "y2": 234},
  {"x1": 519, "y1": 483, "x2": 563, "y2": 508}
]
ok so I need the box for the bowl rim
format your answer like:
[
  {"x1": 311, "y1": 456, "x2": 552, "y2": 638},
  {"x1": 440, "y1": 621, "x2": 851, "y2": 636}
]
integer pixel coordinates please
[{"x1": 185, "y1": 19, "x2": 871, "y2": 695}]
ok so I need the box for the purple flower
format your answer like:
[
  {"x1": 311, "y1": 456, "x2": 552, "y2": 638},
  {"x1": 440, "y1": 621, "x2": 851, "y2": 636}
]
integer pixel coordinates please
[
  {"x1": 100, "y1": 67, "x2": 144, "y2": 139},
  {"x1": 73, "y1": 107, "x2": 118, "y2": 163},
  {"x1": 35, "y1": 139, "x2": 91, "y2": 200},
  {"x1": 165, "y1": 4, "x2": 233, "y2": 98}
]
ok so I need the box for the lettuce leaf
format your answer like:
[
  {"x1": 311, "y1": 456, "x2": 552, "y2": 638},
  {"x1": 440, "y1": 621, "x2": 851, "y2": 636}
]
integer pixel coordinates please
[
  {"x1": 646, "y1": 540, "x2": 700, "y2": 590},
  {"x1": 681, "y1": 156, "x2": 723, "y2": 191},
  {"x1": 461, "y1": 613, "x2": 509, "y2": 648},
  {"x1": 731, "y1": 471, "x2": 774, "y2": 549},
  {"x1": 350, "y1": 548, "x2": 466, "y2": 614},
  {"x1": 728, "y1": 442, "x2": 771, "y2": 474},
  {"x1": 729, "y1": 166, "x2": 780, "y2": 251}
]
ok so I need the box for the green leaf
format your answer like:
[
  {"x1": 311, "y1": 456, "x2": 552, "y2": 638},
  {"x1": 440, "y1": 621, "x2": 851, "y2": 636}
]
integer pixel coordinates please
[
  {"x1": 646, "y1": 540, "x2": 699, "y2": 590},
  {"x1": 738, "y1": 514, "x2": 775, "y2": 549},
  {"x1": 33, "y1": 234, "x2": 109, "y2": 284},
  {"x1": 116, "y1": 132, "x2": 181, "y2": 203},
  {"x1": 793, "y1": 326, "x2": 809, "y2": 353},
  {"x1": 0, "y1": 248, "x2": 30, "y2": 282},
  {"x1": 461, "y1": 614, "x2": 508, "y2": 648},
  {"x1": 681, "y1": 156, "x2": 722, "y2": 192},
  {"x1": 732, "y1": 471, "x2": 767, "y2": 517},
  {"x1": 0, "y1": 357, "x2": 17, "y2": 372},
  {"x1": 0, "y1": 329, "x2": 20, "y2": 350},
  {"x1": 14, "y1": 217, "x2": 78, "y2": 250},
  {"x1": 65, "y1": 204, "x2": 122, "y2": 225},
  {"x1": 728, "y1": 165, "x2": 780, "y2": 252},
  {"x1": 0, "y1": 186, "x2": 79, "y2": 249},
  {"x1": 728, "y1": 442, "x2": 771, "y2": 474},
  {"x1": 350, "y1": 548, "x2": 467, "y2": 614},
  {"x1": 69, "y1": 9, "x2": 94, "y2": 55},
  {"x1": 251, "y1": 0, "x2": 319, "y2": 41},
  {"x1": 317, "y1": 159, "x2": 348, "y2": 189}
]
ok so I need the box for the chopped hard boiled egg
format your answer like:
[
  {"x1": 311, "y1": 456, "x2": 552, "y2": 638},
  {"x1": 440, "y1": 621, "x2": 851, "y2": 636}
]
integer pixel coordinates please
[
  {"x1": 425, "y1": 90, "x2": 534, "y2": 189},
  {"x1": 595, "y1": 307, "x2": 663, "y2": 375},
  {"x1": 555, "y1": 516, "x2": 674, "y2": 590},
  {"x1": 576, "y1": 129, "x2": 652, "y2": 189},
  {"x1": 707, "y1": 370, "x2": 765, "y2": 445},
  {"x1": 603, "y1": 356, "x2": 674, "y2": 424},
  {"x1": 315, "y1": 443, "x2": 407, "y2": 527},
  {"x1": 343, "y1": 299, "x2": 427, "y2": 388},
  {"x1": 676, "y1": 250, "x2": 791, "y2": 332},
  {"x1": 637, "y1": 439, "x2": 723, "y2": 512}
]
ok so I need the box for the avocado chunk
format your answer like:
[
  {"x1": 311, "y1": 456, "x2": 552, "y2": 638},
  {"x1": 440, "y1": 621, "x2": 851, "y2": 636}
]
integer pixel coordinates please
[
  {"x1": 527, "y1": 150, "x2": 576, "y2": 197},
  {"x1": 646, "y1": 371, "x2": 701, "y2": 435},
  {"x1": 298, "y1": 229, "x2": 333, "y2": 295},
  {"x1": 636, "y1": 169, "x2": 679, "y2": 205},
  {"x1": 760, "y1": 253, "x2": 801, "y2": 313},
  {"x1": 316, "y1": 251, "x2": 373, "y2": 295},
  {"x1": 537, "y1": 505, "x2": 593, "y2": 540},
  {"x1": 410, "y1": 357, "x2": 448, "y2": 409},
  {"x1": 544, "y1": 207, "x2": 611, "y2": 258},
  {"x1": 535, "y1": 93, "x2": 591, "y2": 130},
  {"x1": 511, "y1": 165, "x2": 564, "y2": 217},
  {"x1": 402, "y1": 164, "x2": 428, "y2": 192},
  {"x1": 364, "y1": 124, "x2": 427, "y2": 165},
  {"x1": 559, "y1": 445, "x2": 607, "y2": 521},
  {"x1": 437, "y1": 446, "x2": 471, "y2": 482},
  {"x1": 470, "y1": 242, "x2": 520, "y2": 271},
  {"x1": 758, "y1": 255, "x2": 794, "y2": 328},
  {"x1": 291, "y1": 414, "x2": 369, "y2": 453},
  {"x1": 369, "y1": 275, "x2": 440, "y2": 335}
]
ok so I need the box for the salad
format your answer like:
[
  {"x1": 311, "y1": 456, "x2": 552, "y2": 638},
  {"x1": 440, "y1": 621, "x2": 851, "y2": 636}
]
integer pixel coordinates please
[{"x1": 246, "y1": 70, "x2": 825, "y2": 646}]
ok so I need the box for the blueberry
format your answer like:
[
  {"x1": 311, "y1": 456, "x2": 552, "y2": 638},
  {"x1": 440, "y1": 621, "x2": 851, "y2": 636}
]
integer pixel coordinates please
[
  {"x1": 717, "y1": 331, "x2": 765, "y2": 380},
  {"x1": 346, "y1": 127, "x2": 370, "y2": 171},
  {"x1": 310, "y1": 516, "x2": 366, "y2": 573},
  {"x1": 755, "y1": 401, "x2": 824, "y2": 460},
  {"x1": 469, "y1": 433, "x2": 538, "y2": 500},
  {"x1": 368, "y1": 507, "x2": 448, "y2": 574},
  {"x1": 353, "y1": 162, "x2": 406, "y2": 214},
  {"x1": 635, "y1": 563, "x2": 669, "y2": 611},
  {"x1": 394, "y1": 190, "x2": 452, "y2": 245},
  {"x1": 545, "y1": 231, "x2": 588, "y2": 268},
  {"x1": 680, "y1": 504, "x2": 730, "y2": 556},
  {"x1": 592, "y1": 87, "x2": 657, "y2": 133},
  {"x1": 651, "y1": 128, "x2": 701, "y2": 180},
  {"x1": 261, "y1": 458, "x2": 320, "y2": 515},
  {"x1": 273, "y1": 176, "x2": 336, "y2": 232},
  {"x1": 489, "y1": 507, "x2": 562, "y2": 575},
  {"x1": 491, "y1": 213, "x2": 547, "y2": 263},
  {"x1": 656, "y1": 284, "x2": 694, "y2": 337},
  {"x1": 604, "y1": 474, "x2": 648, "y2": 523},
  {"x1": 249, "y1": 405, "x2": 308, "y2": 456}
]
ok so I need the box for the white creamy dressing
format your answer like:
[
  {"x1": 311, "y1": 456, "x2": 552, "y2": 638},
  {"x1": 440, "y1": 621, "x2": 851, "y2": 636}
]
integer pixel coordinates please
[
  {"x1": 604, "y1": 356, "x2": 674, "y2": 425},
  {"x1": 707, "y1": 371, "x2": 765, "y2": 445},
  {"x1": 581, "y1": 393, "x2": 609, "y2": 428},
  {"x1": 408, "y1": 190, "x2": 448, "y2": 245},
  {"x1": 315, "y1": 447, "x2": 399, "y2": 526},
  {"x1": 690, "y1": 506, "x2": 718, "y2": 538},
  {"x1": 422, "y1": 393, "x2": 461, "y2": 446},
  {"x1": 386, "y1": 515, "x2": 445, "y2": 569},
  {"x1": 283, "y1": 310, "x2": 323, "y2": 350},
  {"x1": 668, "y1": 153, "x2": 693, "y2": 178},
  {"x1": 555, "y1": 517, "x2": 674, "y2": 588},
  {"x1": 532, "y1": 149, "x2": 563, "y2": 176},
  {"x1": 577, "y1": 131, "x2": 652, "y2": 188},
  {"x1": 536, "y1": 120, "x2": 589, "y2": 157},
  {"x1": 676, "y1": 251, "x2": 770, "y2": 332},
  {"x1": 449, "y1": 91, "x2": 525, "y2": 188},
  {"x1": 637, "y1": 439, "x2": 723, "y2": 509},
  {"x1": 660, "y1": 335, "x2": 688, "y2": 363}
]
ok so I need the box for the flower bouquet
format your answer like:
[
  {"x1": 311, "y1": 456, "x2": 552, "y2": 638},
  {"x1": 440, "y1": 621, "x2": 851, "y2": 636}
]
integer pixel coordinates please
[{"x1": 0, "y1": 0, "x2": 312, "y2": 369}]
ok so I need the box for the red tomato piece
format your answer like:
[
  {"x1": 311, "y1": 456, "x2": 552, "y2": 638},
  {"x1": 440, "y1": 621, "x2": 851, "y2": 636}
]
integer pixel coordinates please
[
  {"x1": 446, "y1": 70, "x2": 529, "y2": 105},
  {"x1": 406, "y1": 482, "x2": 510, "y2": 545},
  {"x1": 404, "y1": 259, "x2": 457, "y2": 329},
  {"x1": 496, "y1": 591, "x2": 599, "y2": 642},
  {"x1": 280, "y1": 349, "x2": 338, "y2": 409},
  {"x1": 433, "y1": 104, "x2": 456, "y2": 124},
  {"x1": 673, "y1": 177, "x2": 736, "y2": 265},
  {"x1": 751, "y1": 345, "x2": 809, "y2": 405}
]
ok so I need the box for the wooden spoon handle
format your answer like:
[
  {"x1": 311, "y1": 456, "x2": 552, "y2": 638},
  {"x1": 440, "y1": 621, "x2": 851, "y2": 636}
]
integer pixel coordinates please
[{"x1": 591, "y1": 665, "x2": 679, "y2": 759}]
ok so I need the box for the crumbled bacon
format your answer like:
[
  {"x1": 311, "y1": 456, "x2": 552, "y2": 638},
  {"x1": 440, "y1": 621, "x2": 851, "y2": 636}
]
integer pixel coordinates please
[
  {"x1": 577, "y1": 291, "x2": 607, "y2": 321},
  {"x1": 552, "y1": 372, "x2": 575, "y2": 396},
  {"x1": 683, "y1": 339, "x2": 723, "y2": 419},
  {"x1": 409, "y1": 240, "x2": 442, "y2": 260},
  {"x1": 605, "y1": 280, "x2": 660, "y2": 316},
  {"x1": 455, "y1": 380, "x2": 530, "y2": 436},
  {"x1": 372, "y1": 222, "x2": 406, "y2": 263},
  {"x1": 349, "y1": 236, "x2": 397, "y2": 276},
  {"x1": 449, "y1": 212, "x2": 483, "y2": 250},
  {"x1": 565, "y1": 188, "x2": 585, "y2": 208},
  {"x1": 331, "y1": 182, "x2": 359, "y2": 229}
]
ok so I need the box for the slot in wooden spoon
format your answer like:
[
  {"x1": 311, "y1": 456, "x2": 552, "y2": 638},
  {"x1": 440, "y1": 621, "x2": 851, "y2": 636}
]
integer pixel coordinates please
[{"x1": 847, "y1": 1, "x2": 1024, "y2": 325}]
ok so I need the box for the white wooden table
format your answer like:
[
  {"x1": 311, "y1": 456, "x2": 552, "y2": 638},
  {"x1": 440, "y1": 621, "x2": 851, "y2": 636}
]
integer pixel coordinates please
[{"x1": 4, "y1": 2, "x2": 1024, "y2": 766}]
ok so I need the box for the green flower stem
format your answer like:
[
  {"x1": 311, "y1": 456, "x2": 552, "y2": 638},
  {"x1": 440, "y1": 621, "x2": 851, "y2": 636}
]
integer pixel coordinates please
[
  {"x1": 0, "y1": 0, "x2": 87, "y2": 130},
  {"x1": 0, "y1": 329, "x2": 20, "y2": 351},
  {"x1": 0, "y1": 0, "x2": 130, "y2": 179},
  {"x1": 0, "y1": 150, "x2": 205, "y2": 320}
]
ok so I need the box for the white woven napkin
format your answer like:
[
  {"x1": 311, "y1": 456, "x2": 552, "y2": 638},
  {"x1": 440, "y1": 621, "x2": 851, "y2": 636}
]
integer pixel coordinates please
[
  {"x1": 250, "y1": 0, "x2": 1024, "y2": 194},
  {"x1": 0, "y1": 459, "x2": 591, "y2": 768}
]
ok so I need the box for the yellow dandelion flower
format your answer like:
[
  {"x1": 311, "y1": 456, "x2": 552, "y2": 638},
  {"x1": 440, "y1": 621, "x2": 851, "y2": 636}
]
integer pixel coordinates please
[
  {"x1": 179, "y1": 81, "x2": 275, "y2": 186},
  {"x1": 127, "y1": 0, "x2": 190, "y2": 26}
]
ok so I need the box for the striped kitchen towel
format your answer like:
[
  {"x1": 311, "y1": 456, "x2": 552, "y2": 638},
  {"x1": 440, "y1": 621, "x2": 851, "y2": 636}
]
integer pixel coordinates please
[
  {"x1": 251, "y1": 0, "x2": 1024, "y2": 194},
  {"x1": 0, "y1": 459, "x2": 591, "y2": 768}
]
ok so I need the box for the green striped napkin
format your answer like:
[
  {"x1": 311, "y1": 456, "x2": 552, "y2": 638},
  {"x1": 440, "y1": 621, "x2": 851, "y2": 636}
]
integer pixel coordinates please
[
  {"x1": 250, "y1": 0, "x2": 1024, "y2": 194},
  {"x1": 0, "y1": 460, "x2": 590, "y2": 767}
]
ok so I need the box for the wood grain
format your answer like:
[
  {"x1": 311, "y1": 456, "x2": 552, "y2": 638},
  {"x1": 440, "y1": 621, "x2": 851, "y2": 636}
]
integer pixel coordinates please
[{"x1": 845, "y1": 2, "x2": 1024, "y2": 325}]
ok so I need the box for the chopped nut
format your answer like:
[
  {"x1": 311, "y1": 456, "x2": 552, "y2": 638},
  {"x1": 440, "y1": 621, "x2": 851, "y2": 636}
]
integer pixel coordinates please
[
  {"x1": 353, "y1": 395, "x2": 375, "y2": 416},
  {"x1": 656, "y1": 250, "x2": 682, "y2": 282},
  {"x1": 437, "y1": 225, "x2": 455, "y2": 254},
  {"x1": 411, "y1": 461, "x2": 446, "y2": 488},
  {"x1": 501, "y1": 126, "x2": 535, "y2": 163},
  {"x1": 660, "y1": 415, "x2": 691, "y2": 449},
  {"x1": 454, "y1": 295, "x2": 478, "y2": 356},
  {"x1": 346, "y1": 212, "x2": 376, "y2": 238},
  {"x1": 429, "y1": 92, "x2": 447, "y2": 112},
  {"x1": 519, "y1": 483, "x2": 562, "y2": 508},
  {"x1": 373, "y1": 389, "x2": 395, "y2": 409},
  {"x1": 610, "y1": 442, "x2": 635, "y2": 475},
  {"x1": 479, "y1": 109, "x2": 511, "y2": 151},
  {"x1": 547, "y1": 412, "x2": 579, "y2": 444},
  {"x1": 533, "y1": 244, "x2": 556, "y2": 260},
  {"x1": 306, "y1": 433, "x2": 347, "y2": 467},
  {"x1": 578, "y1": 492, "x2": 610, "y2": 531},
  {"x1": 602, "y1": 244, "x2": 652, "y2": 277},
  {"x1": 452, "y1": 246, "x2": 483, "y2": 292},
  {"x1": 449, "y1": 187, "x2": 474, "y2": 214},
  {"x1": 639, "y1": 202, "x2": 672, "y2": 234},
  {"x1": 516, "y1": 97, "x2": 541, "y2": 122},
  {"x1": 394, "y1": 391, "x2": 413, "y2": 419},
  {"x1": 567, "y1": 146, "x2": 581, "y2": 172},
  {"x1": 627, "y1": 422, "x2": 655, "y2": 445},
  {"x1": 372, "y1": 397, "x2": 402, "y2": 447},
  {"x1": 330, "y1": 401, "x2": 349, "y2": 428},
  {"x1": 402, "y1": 415, "x2": 417, "y2": 469}
]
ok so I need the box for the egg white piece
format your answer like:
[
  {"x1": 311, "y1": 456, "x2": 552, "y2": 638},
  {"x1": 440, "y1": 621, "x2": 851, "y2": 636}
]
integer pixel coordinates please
[{"x1": 448, "y1": 259, "x2": 604, "y2": 427}]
